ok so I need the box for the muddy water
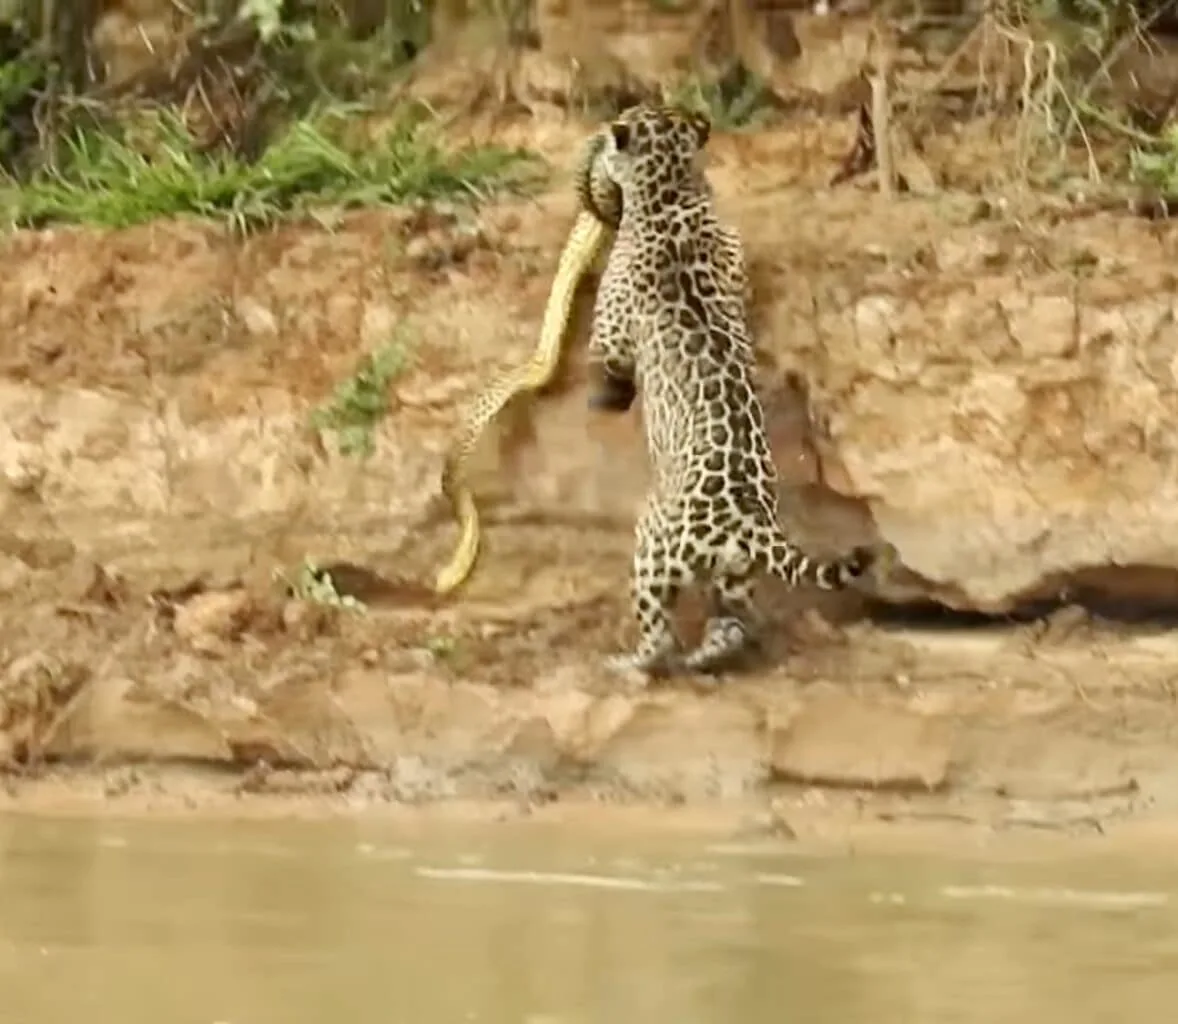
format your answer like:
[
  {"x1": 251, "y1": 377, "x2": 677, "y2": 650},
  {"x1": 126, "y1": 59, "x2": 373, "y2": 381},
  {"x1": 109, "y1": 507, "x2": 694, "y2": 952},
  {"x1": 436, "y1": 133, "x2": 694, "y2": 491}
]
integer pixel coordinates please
[{"x1": 1, "y1": 816, "x2": 1176, "y2": 1024}]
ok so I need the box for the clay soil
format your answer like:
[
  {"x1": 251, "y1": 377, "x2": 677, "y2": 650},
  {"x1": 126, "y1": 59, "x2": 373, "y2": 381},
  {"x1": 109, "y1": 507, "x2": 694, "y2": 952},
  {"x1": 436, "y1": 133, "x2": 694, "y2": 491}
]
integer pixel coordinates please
[{"x1": 1, "y1": 108, "x2": 1177, "y2": 850}]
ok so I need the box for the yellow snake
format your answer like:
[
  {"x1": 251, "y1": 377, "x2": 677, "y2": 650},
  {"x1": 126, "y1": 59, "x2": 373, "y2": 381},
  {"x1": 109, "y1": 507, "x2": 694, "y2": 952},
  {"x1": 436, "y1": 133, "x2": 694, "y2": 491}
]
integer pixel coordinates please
[{"x1": 432, "y1": 129, "x2": 624, "y2": 596}]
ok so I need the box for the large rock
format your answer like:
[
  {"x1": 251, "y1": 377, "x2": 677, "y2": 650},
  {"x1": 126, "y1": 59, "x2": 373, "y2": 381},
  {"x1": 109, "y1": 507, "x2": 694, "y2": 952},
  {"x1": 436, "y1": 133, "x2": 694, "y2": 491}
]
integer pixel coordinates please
[
  {"x1": 516, "y1": 1, "x2": 1178, "y2": 616},
  {"x1": 733, "y1": 187, "x2": 1178, "y2": 614}
]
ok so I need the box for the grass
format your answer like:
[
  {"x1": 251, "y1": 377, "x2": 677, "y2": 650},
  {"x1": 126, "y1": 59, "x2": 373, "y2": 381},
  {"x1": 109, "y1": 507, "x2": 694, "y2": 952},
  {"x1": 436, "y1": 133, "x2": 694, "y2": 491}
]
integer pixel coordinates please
[
  {"x1": 276, "y1": 558, "x2": 367, "y2": 613},
  {"x1": 669, "y1": 68, "x2": 778, "y2": 132},
  {"x1": 308, "y1": 334, "x2": 411, "y2": 459},
  {"x1": 0, "y1": 41, "x2": 44, "y2": 169},
  {"x1": 1130, "y1": 124, "x2": 1178, "y2": 197},
  {"x1": 974, "y1": 0, "x2": 1177, "y2": 188},
  {"x1": 0, "y1": 102, "x2": 544, "y2": 233}
]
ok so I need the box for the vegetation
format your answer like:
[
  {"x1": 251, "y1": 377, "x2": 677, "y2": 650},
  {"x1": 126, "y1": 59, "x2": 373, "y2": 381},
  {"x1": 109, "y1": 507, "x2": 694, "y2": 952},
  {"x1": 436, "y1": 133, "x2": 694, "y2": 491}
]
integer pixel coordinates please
[
  {"x1": 0, "y1": 1, "x2": 541, "y2": 232},
  {"x1": 0, "y1": 104, "x2": 539, "y2": 231},
  {"x1": 308, "y1": 335, "x2": 411, "y2": 460},
  {"x1": 1130, "y1": 124, "x2": 1178, "y2": 193},
  {"x1": 671, "y1": 66, "x2": 778, "y2": 132},
  {"x1": 0, "y1": 0, "x2": 1172, "y2": 212},
  {"x1": 277, "y1": 558, "x2": 367, "y2": 613},
  {"x1": 979, "y1": 0, "x2": 1178, "y2": 189}
]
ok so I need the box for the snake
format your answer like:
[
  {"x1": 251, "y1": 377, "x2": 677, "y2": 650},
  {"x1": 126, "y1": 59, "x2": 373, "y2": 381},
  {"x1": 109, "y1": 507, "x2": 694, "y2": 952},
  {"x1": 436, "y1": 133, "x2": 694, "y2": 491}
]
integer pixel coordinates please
[{"x1": 432, "y1": 127, "x2": 624, "y2": 596}]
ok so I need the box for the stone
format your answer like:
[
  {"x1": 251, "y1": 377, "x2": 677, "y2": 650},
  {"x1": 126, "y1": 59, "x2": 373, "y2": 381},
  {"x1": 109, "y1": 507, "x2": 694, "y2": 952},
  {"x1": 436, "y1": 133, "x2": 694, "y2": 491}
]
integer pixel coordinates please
[{"x1": 769, "y1": 694, "x2": 954, "y2": 792}]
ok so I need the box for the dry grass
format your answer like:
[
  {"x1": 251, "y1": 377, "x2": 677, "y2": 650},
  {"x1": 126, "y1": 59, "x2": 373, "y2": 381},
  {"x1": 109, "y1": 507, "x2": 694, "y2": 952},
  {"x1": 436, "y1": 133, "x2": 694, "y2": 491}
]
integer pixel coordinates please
[{"x1": 924, "y1": 1, "x2": 1175, "y2": 190}]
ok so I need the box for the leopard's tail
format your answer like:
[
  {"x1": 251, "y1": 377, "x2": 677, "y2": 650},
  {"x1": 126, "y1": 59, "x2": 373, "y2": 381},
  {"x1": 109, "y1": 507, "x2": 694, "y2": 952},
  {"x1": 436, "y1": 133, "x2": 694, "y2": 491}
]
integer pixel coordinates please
[{"x1": 755, "y1": 522, "x2": 875, "y2": 591}]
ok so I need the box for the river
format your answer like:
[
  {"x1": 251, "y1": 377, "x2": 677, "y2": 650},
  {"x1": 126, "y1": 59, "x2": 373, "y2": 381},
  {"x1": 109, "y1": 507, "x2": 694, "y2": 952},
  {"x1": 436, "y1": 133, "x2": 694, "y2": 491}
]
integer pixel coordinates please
[{"x1": 1, "y1": 813, "x2": 1175, "y2": 1022}]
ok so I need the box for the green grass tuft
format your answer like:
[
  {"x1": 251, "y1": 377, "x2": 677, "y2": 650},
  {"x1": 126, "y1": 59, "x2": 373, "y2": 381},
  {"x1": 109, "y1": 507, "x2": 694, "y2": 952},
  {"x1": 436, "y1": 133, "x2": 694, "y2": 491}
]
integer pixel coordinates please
[
  {"x1": 276, "y1": 558, "x2": 367, "y2": 613},
  {"x1": 1130, "y1": 125, "x2": 1178, "y2": 197},
  {"x1": 309, "y1": 334, "x2": 411, "y2": 459},
  {"x1": 0, "y1": 103, "x2": 544, "y2": 233}
]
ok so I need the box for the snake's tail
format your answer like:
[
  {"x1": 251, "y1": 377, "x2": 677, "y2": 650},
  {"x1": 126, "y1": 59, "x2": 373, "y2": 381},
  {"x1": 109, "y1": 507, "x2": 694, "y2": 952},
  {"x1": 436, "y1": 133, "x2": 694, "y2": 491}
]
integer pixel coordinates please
[
  {"x1": 433, "y1": 467, "x2": 479, "y2": 595},
  {"x1": 432, "y1": 211, "x2": 611, "y2": 597}
]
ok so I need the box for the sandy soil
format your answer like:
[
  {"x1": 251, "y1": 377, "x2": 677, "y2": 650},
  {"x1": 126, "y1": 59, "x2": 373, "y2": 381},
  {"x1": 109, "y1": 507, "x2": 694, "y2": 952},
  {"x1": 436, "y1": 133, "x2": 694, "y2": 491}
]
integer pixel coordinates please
[{"x1": 1, "y1": 109, "x2": 1177, "y2": 850}]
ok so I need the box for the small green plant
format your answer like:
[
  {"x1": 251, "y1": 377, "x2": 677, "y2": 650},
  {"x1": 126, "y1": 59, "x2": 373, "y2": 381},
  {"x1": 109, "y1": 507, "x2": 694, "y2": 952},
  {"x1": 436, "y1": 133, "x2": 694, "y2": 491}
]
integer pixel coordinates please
[
  {"x1": 239, "y1": 0, "x2": 289, "y2": 42},
  {"x1": 0, "y1": 26, "x2": 49, "y2": 173},
  {"x1": 277, "y1": 558, "x2": 367, "y2": 613},
  {"x1": 309, "y1": 335, "x2": 409, "y2": 458},
  {"x1": 669, "y1": 68, "x2": 776, "y2": 132},
  {"x1": 238, "y1": 0, "x2": 315, "y2": 44},
  {"x1": 1130, "y1": 125, "x2": 1178, "y2": 197},
  {"x1": 0, "y1": 53, "x2": 42, "y2": 104},
  {"x1": 425, "y1": 634, "x2": 458, "y2": 661},
  {"x1": 0, "y1": 104, "x2": 543, "y2": 232}
]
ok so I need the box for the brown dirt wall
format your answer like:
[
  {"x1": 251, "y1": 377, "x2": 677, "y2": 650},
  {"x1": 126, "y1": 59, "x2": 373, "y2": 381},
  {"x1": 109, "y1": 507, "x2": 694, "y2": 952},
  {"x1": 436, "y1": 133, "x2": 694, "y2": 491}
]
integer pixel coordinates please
[{"x1": 1, "y1": 97, "x2": 1177, "y2": 849}]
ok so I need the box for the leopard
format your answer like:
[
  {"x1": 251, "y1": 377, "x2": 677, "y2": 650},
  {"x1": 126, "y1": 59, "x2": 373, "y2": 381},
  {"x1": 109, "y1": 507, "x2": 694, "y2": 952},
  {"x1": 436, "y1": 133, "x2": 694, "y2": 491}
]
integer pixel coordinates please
[
  {"x1": 432, "y1": 120, "x2": 733, "y2": 596},
  {"x1": 587, "y1": 102, "x2": 877, "y2": 677},
  {"x1": 575, "y1": 121, "x2": 749, "y2": 418}
]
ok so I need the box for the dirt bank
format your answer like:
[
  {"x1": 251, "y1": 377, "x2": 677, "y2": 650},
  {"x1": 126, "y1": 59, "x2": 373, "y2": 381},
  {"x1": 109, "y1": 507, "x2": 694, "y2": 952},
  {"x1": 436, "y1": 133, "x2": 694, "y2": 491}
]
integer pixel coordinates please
[{"x1": 1, "y1": 110, "x2": 1177, "y2": 847}]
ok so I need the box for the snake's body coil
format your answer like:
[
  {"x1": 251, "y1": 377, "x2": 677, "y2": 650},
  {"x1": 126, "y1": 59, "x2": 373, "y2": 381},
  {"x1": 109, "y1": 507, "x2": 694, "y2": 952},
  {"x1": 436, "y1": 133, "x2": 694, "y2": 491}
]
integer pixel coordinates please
[{"x1": 432, "y1": 130, "x2": 623, "y2": 595}]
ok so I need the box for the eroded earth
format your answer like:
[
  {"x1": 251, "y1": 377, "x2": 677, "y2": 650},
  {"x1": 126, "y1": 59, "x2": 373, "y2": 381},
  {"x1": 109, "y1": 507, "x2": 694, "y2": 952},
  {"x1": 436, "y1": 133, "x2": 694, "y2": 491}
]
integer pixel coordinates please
[{"x1": 2, "y1": 110, "x2": 1177, "y2": 850}]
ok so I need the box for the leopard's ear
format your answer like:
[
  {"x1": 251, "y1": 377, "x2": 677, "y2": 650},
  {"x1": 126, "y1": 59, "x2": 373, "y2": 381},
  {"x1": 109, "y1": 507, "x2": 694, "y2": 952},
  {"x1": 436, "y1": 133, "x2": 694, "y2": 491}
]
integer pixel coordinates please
[
  {"x1": 686, "y1": 110, "x2": 711, "y2": 149},
  {"x1": 609, "y1": 120, "x2": 632, "y2": 152}
]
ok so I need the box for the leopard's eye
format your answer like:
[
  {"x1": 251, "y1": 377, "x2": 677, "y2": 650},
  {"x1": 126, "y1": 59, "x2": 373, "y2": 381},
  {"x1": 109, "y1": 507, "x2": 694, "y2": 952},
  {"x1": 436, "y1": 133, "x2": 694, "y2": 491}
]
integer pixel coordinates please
[{"x1": 609, "y1": 121, "x2": 632, "y2": 152}]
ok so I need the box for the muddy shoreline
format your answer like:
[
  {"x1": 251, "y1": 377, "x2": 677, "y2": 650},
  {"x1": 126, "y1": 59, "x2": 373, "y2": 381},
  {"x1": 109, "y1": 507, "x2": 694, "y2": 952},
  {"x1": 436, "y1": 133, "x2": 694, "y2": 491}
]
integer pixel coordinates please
[
  {"x1": 5, "y1": 766, "x2": 1178, "y2": 864},
  {"x1": 2, "y1": 614, "x2": 1175, "y2": 848}
]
